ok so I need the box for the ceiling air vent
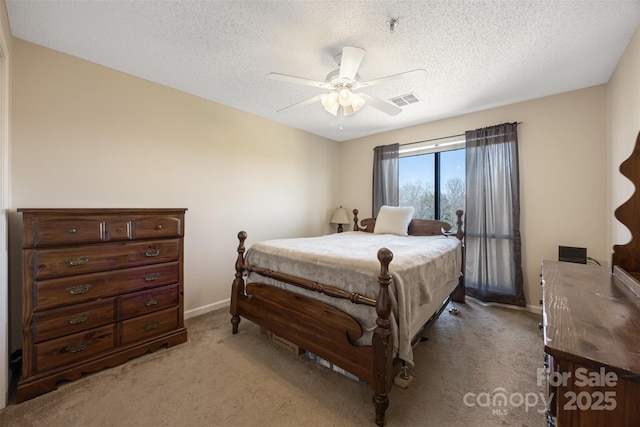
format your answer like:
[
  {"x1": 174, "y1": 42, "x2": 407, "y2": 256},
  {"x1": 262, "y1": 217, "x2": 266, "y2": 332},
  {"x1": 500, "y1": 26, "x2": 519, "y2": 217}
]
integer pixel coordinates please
[{"x1": 390, "y1": 93, "x2": 421, "y2": 107}]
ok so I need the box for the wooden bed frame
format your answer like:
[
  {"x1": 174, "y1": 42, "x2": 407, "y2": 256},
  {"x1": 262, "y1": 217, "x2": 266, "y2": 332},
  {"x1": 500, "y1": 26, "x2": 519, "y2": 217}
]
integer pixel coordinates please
[{"x1": 230, "y1": 209, "x2": 465, "y2": 426}]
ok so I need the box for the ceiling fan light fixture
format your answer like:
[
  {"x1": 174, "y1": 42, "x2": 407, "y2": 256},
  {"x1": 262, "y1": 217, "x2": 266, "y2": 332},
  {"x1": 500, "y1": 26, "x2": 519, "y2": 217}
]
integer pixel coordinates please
[
  {"x1": 338, "y1": 88, "x2": 353, "y2": 107},
  {"x1": 321, "y1": 91, "x2": 340, "y2": 115},
  {"x1": 323, "y1": 88, "x2": 366, "y2": 116},
  {"x1": 342, "y1": 105, "x2": 355, "y2": 116},
  {"x1": 351, "y1": 93, "x2": 365, "y2": 112}
]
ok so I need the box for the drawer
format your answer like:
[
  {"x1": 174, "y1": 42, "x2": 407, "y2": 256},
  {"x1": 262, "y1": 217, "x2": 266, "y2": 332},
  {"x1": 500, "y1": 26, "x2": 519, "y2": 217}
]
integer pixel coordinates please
[
  {"x1": 30, "y1": 218, "x2": 106, "y2": 246},
  {"x1": 121, "y1": 307, "x2": 179, "y2": 346},
  {"x1": 31, "y1": 239, "x2": 180, "y2": 280},
  {"x1": 34, "y1": 325, "x2": 116, "y2": 373},
  {"x1": 33, "y1": 298, "x2": 116, "y2": 343},
  {"x1": 34, "y1": 262, "x2": 180, "y2": 311},
  {"x1": 121, "y1": 284, "x2": 179, "y2": 320},
  {"x1": 105, "y1": 220, "x2": 133, "y2": 241},
  {"x1": 134, "y1": 215, "x2": 183, "y2": 239}
]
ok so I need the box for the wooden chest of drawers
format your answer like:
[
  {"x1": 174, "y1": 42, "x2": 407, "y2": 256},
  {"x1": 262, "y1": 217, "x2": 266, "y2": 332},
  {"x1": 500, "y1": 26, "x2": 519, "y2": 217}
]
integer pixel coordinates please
[
  {"x1": 16, "y1": 208, "x2": 188, "y2": 401},
  {"x1": 541, "y1": 260, "x2": 640, "y2": 426}
]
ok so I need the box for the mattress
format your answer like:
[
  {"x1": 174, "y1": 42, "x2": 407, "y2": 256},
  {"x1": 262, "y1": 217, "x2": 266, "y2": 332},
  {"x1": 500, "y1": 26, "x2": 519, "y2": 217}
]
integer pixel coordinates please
[{"x1": 244, "y1": 231, "x2": 462, "y2": 366}]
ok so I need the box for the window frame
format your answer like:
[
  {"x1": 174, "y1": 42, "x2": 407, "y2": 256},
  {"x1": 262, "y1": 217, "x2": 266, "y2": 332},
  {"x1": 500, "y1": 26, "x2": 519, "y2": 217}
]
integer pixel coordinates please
[{"x1": 398, "y1": 136, "x2": 465, "y2": 222}]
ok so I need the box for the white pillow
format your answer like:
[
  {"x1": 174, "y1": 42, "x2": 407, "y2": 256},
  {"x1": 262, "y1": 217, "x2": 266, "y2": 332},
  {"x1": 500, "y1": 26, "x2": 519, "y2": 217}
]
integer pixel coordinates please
[{"x1": 374, "y1": 206, "x2": 415, "y2": 236}]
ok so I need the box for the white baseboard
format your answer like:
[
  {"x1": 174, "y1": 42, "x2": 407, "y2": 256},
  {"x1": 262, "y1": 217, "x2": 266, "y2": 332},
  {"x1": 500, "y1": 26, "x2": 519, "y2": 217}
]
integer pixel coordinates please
[
  {"x1": 185, "y1": 298, "x2": 230, "y2": 320},
  {"x1": 467, "y1": 296, "x2": 542, "y2": 315},
  {"x1": 526, "y1": 304, "x2": 543, "y2": 315}
]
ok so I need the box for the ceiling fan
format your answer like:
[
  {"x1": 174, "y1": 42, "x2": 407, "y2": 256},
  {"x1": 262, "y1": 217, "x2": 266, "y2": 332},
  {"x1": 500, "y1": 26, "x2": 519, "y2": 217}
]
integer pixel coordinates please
[{"x1": 267, "y1": 46, "x2": 426, "y2": 120}]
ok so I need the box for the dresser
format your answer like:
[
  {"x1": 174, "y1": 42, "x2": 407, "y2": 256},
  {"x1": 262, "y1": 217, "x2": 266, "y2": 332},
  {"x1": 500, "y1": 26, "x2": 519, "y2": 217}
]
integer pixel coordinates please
[
  {"x1": 16, "y1": 208, "x2": 188, "y2": 402},
  {"x1": 541, "y1": 260, "x2": 640, "y2": 426}
]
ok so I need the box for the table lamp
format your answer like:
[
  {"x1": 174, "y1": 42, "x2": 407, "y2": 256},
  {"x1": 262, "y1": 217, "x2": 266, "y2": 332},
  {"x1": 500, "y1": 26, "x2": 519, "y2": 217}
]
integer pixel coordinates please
[{"x1": 330, "y1": 206, "x2": 350, "y2": 233}]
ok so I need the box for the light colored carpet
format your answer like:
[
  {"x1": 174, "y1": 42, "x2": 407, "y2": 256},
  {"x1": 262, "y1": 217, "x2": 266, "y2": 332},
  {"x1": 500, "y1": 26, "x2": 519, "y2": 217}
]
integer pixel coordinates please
[{"x1": 0, "y1": 299, "x2": 545, "y2": 427}]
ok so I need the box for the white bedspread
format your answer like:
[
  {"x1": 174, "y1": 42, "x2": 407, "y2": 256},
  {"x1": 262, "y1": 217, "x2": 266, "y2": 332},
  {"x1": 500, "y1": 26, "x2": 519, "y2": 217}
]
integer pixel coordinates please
[{"x1": 245, "y1": 231, "x2": 462, "y2": 366}]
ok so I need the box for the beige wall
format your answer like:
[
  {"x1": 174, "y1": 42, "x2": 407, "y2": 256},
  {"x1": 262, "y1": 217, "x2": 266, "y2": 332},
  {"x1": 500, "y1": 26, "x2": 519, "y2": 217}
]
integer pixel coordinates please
[
  {"x1": 0, "y1": 0, "x2": 11, "y2": 410},
  {"x1": 339, "y1": 86, "x2": 609, "y2": 311},
  {"x1": 9, "y1": 39, "x2": 339, "y2": 349},
  {"x1": 608, "y1": 25, "x2": 640, "y2": 250}
]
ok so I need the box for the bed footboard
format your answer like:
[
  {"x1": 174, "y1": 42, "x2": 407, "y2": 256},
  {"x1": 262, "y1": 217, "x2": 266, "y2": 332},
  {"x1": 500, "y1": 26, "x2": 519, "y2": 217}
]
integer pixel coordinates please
[{"x1": 230, "y1": 231, "x2": 394, "y2": 426}]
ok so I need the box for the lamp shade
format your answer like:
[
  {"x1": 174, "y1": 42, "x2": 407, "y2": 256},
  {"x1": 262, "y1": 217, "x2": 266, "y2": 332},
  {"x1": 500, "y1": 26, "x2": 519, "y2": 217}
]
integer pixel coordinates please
[
  {"x1": 321, "y1": 91, "x2": 340, "y2": 115},
  {"x1": 321, "y1": 88, "x2": 365, "y2": 117},
  {"x1": 330, "y1": 206, "x2": 350, "y2": 224},
  {"x1": 338, "y1": 88, "x2": 353, "y2": 107}
]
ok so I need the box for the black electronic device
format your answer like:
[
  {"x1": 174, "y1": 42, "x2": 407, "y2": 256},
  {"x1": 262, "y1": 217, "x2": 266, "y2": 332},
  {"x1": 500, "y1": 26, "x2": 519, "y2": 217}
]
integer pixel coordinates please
[{"x1": 558, "y1": 246, "x2": 587, "y2": 264}]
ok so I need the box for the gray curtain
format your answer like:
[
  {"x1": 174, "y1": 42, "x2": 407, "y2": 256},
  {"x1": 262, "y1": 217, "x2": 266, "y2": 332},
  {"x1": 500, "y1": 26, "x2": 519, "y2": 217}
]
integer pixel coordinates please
[
  {"x1": 372, "y1": 143, "x2": 399, "y2": 216},
  {"x1": 465, "y1": 122, "x2": 525, "y2": 306}
]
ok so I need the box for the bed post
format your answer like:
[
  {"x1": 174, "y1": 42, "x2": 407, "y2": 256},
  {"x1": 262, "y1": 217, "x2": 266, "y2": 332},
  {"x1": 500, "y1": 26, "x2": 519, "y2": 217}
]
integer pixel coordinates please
[
  {"x1": 353, "y1": 208, "x2": 360, "y2": 231},
  {"x1": 372, "y1": 247, "x2": 394, "y2": 427},
  {"x1": 452, "y1": 210, "x2": 466, "y2": 303},
  {"x1": 230, "y1": 231, "x2": 247, "y2": 334}
]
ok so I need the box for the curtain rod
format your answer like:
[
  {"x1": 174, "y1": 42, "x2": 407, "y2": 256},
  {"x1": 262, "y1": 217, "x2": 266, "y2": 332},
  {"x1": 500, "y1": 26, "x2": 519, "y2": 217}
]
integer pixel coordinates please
[
  {"x1": 399, "y1": 133, "x2": 464, "y2": 148},
  {"x1": 398, "y1": 121, "x2": 522, "y2": 148}
]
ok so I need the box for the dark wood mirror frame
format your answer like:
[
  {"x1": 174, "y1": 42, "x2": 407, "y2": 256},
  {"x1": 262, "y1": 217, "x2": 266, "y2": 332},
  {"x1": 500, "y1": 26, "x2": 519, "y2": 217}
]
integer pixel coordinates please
[
  {"x1": 612, "y1": 130, "x2": 640, "y2": 292},
  {"x1": 613, "y1": 131, "x2": 640, "y2": 272}
]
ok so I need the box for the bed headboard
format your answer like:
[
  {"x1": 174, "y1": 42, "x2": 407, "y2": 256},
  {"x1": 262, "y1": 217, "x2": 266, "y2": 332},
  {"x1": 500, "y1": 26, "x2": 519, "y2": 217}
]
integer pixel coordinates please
[
  {"x1": 352, "y1": 208, "x2": 464, "y2": 240},
  {"x1": 612, "y1": 131, "x2": 640, "y2": 282}
]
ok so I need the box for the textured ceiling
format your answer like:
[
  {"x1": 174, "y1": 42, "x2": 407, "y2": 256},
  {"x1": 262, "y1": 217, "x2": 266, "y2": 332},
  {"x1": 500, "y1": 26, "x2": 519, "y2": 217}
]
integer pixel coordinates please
[{"x1": 6, "y1": 0, "x2": 640, "y2": 142}]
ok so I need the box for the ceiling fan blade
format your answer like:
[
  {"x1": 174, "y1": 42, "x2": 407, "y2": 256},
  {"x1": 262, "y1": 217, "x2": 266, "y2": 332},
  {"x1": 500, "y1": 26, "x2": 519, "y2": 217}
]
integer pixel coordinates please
[
  {"x1": 267, "y1": 73, "x2": 330, "y2": 89},
  {"x1": 276, "y1": 93, "x2": 326, "y2": 113},
  {"x1": 339, "y1": 46, "x2": 366, "y2": 82},
  {"x1": 359, "y1": 93, "x2": 402, "y2": 116},
  {"x1": 358, "y1": 69, "x2": 427, "y2": 88}
]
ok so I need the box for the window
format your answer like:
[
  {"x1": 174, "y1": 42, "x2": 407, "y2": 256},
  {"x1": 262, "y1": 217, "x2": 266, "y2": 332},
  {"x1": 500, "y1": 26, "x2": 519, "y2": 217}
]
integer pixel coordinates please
[{"x1": 398, "y1": 136, "x2": 465, "y2": 229}]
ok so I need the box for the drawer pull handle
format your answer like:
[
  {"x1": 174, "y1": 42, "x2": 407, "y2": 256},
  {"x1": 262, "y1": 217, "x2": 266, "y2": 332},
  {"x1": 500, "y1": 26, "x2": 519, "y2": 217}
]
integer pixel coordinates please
[
  {"x1": 65, "y1": 340, "x2": 90, "y2": 353},
  {"x1": 66, "y1": 256, "x2": 90, "y2": 266},
  {"x1": 155, "y1": 224, "x2": 163, "y2": 230},
  {"x1": 143, "y1": 272, "x2": 161, "y2": 282},
  {"x1": 116, "y1": 227, "x2": 124, "y2": 233},
  {"x1": 67, "y1": 313, "x2": 90, "y2": 324},
  {"x1": 66, "y1": 284, "x2": 92, "y2": 295},
  {"x1": 144, "y1": 298, "x2": 159, "y2": 306},
  {"x1": 143, "y1": 248, "x2": 160, "y2": 257},
  {"x1": 143, "y1": 321, "x2": 160, "y2": 331},
  {"x1": 68, "y1": 228, "x2": 77, "y2": 234}
]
